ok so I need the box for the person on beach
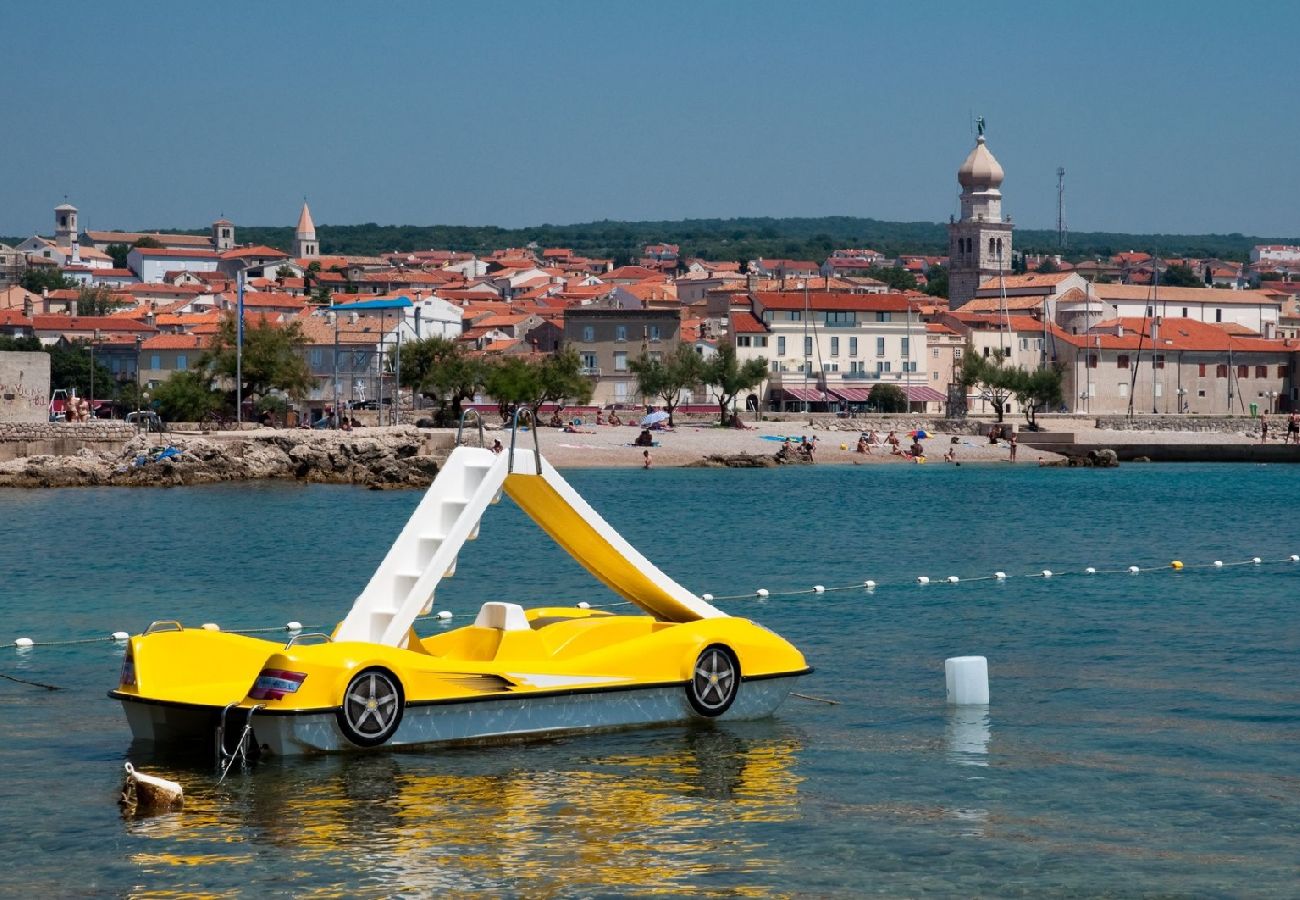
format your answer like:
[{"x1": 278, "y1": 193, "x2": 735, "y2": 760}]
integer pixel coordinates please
[
  {"x1": 634, "y1": 428, "x2": 654, "y2": 447},
  {"x1": 491, "y1": 439, "x2": 504, "y2": 454},
  {"x1": 596, "y1": 410, "x2": 605, "y2": 425},
  {"x1": 1008, "y1": 431, "x2": 1018, "y2": 461},
  {"x1": 944, "y1": 446, "x2": 956, "y2": 463},
  {"x1": 642, "y1": 449, "x2": 652, "y2": 469},
  {"x1": 885, "y1": 430, "x2": 900, "y2": 449},
  {"x1": 1260, "y1": 416, "x2": 1269, "y2": 443},
  {"x1": 856, "y1": 434, "x2": 870, "y2": 454},
  {"x1": 1289, "y1": 412, "x2": 1299, "y2": 444},
  {"x1": 867, "y1": 429, "x2": 880, "y2": 445}
]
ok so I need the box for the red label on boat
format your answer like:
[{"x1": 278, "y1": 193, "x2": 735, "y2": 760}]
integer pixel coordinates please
[{"x1": 249, "y1": 668, "x2": 307, "y2": 700}]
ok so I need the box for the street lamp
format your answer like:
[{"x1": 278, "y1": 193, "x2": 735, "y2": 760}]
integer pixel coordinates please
[
  {"x1": 1177, "y1": 386, "x2": 1188, "y2": 414},
  {"x1": 88, "y1": 328, "x2": 102, "y2": 418},
  {"x1": 1268, "y1": 390, "x2": 1277, "y2": 414}
]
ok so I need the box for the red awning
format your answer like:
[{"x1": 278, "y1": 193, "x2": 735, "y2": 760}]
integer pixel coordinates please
[
  {"x1": 777, "y1": 387, "x2": 836, "y2": 403},
  {"x1": 829, "y1": 387, "x2": 873, "y2": 403},
  {"x1": 903, "y1": 385, "x2": 945, "y2": 403}
]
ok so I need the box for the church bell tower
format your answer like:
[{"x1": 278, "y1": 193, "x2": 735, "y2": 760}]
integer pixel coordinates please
[{"x1": 947, "y1": 122, "x2": 1013, "y2": 308}]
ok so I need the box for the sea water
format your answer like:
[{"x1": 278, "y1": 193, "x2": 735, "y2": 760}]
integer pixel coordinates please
[{"x1": 0, "y1": 464, "x2": 1296, "y2": 896}]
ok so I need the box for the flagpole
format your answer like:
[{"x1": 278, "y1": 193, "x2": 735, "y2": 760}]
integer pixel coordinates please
[{"x1": 236, "y1": 269, "x2": 244, "y2": 426}]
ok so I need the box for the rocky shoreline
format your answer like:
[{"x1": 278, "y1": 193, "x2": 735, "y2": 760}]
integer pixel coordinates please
[{"x1": 0, "y1": 428, "x2": 446, "y2": 489}]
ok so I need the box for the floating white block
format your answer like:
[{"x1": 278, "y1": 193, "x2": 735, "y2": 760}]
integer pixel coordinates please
[
  {"x1": 13, "y1": 637, "x2": 33, "y2": 648},
  {"x1": 1290, "y1": 555, "x2": 1299, "y2": 562},
  {"x1": 1252, "y1": 557, "x2": 1262, "y2": 564},
  {"x1": 755, "y1": 588, "x2": 769, "y2": 598},
  {"x1": 916, "y1": 576, "x2": 930, "y2": 585},
  {"x1": 863, "y1": 580, "x2": 876, "y2": 590},
  {"x1": 813, "y1": 585, "x2": 825, "y2": 594},
  {"x1": 111, "y1": 631, "x2": 130, "y2": 642},
  {"x1": 994, "y1": 571, "x2": 1007, "y2": 580},
  {"x1": 945, "y1": 656, "x2": 990, "y2": 706},
  {"x1": 285, "y1": 621, "x2": 303, "y2": 632},
  {"x1": 577, "y1": 601, "x2": 591, "y2": 609},
  {"x1": 201, "y1": 623, "x2": 220, "y2": 631},
  {"x1": 1213, "y1": 560, "x2": 1224, "y2": 568},
  {"x1": 701, "y1": 593, "x2": 714, "y2": 601},
  {"x1": 435, "y1": 610, "x2": 453, "y2": 621},
  {"x1": 1041, "y1": 570, "x2": 1053, "y2": 578},
  {"x1": 1128, "y1": 565, "x2": 1140, "y2": 574},
  {"x1": 947, "y1": 576, "x2": 960, "y2": 584},
  {"x1": 1085, "y1": 567, "x2": 1097, "y2": 575}
]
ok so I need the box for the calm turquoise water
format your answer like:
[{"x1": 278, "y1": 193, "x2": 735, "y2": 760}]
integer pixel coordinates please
[{"x1": 1, "y1": 465, "x2": 1297, "y2": 897}]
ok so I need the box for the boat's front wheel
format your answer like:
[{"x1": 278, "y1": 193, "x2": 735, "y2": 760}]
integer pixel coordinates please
[
  {"x1": 687, "y1": 644, "x2": 740, "y2": 717},
  {"x1": 338, "y1": 667, "x2": 405, "y2": 747}
]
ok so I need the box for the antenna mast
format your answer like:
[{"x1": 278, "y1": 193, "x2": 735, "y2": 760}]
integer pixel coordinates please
[{"x1": 1056, "y1": 167, "x2": 1067, "y2": 249}]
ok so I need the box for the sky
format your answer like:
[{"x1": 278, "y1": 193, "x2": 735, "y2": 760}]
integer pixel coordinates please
[{"x1": 4, "y1": 0, "x2": 1299, "y2": 239}]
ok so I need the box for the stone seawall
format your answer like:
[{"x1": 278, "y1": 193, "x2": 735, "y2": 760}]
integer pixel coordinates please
[
  {"x1": 1095, "y1": 415, "x2": 1265, "y2": 433},
  {"x1": 0, "y1": 421, "x2": 138, "y2": 462}
]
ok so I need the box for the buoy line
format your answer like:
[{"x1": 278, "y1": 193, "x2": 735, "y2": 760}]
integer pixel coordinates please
[{"x1": 7, "y1": 554, "x2": 1297, "y2": 651}]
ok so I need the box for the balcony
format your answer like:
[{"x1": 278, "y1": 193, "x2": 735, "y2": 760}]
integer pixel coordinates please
[{"x1": 579, "y1": 367, "x2": 601, "y2": 377}]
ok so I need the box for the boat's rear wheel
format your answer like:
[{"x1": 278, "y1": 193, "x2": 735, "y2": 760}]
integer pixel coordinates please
[
  {"x1": 687, "y1": 644, "x2": 740, "y2": 717},
  {"x1": 338, "y1": 667, "x2": 405, "y2": 747}
]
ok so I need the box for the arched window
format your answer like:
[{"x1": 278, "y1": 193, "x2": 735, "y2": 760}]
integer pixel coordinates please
[
  {"x1": 988, "y1": 237, "x2": 996, "y2": 257},
  {"x1": 996, "y1": 238, "x2": 1003, "y2": 257}
]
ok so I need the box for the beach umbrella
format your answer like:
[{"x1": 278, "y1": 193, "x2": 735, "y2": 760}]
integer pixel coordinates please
[
  {"x1": 911, "y1": 429, "x2": 929, "y2": 439},
  {"x1": 640, "y1": 410, "x2": 670, "y2": 427}
]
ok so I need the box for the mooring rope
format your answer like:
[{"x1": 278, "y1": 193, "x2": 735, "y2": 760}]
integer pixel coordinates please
[{"x1": 7, "y1": 554, "x2": 1296, "y2": 650}]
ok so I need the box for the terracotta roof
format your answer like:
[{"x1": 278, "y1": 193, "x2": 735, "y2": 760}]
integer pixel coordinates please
[
  {"x1": 1059, "y1": 317, "x2": 1298, "y2": 353},
  {"x1": 141, "y1": 334, "x2": 211, "y2": 351},
  {"x1": 32, "y1": 314, "x2": 158, "y2": 333},
  {"x1": 926, "y1": 322, "x2": 959, "y2": 334},
  {"x1": 730, "y1": 311, "x2": 768, "y2": 334},
  {"x1": 602, "y1": 265, "x2": 663, "y2": 281},
  {"x1": 132, "y1": 247, "x2": 219, "y2": 259},
  {"x1": 219, "y1": 245, "x2": 288, "y2": 260},
  {"x1": 1089, "y1": 284, "x2": 1283, "y2": 306},
  {"x1": 84, "y1": 231, "x2": 213, "y2": 248},
  {"x1": 960, "y1": 295, "x2": 1048, "y2": 312},
  {"x1": 752, "y1": 291, "x2": 913, "y2": 312},
  {"x1": 976, "y1": 272, "x2": 1077, "y2": 291},
  {"x1": 292, "y1": 313, "x2": 400, "y2": 346}
]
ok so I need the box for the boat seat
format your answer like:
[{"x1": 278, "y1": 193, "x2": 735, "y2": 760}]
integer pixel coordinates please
[{"x1": 473, "y1": 602, "x2": 531, "y2": 632}]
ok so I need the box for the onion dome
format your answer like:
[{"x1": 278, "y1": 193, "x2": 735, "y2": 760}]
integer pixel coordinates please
[{"x1": 957, "y1": 136, "x2": 1004, "y2": 191}]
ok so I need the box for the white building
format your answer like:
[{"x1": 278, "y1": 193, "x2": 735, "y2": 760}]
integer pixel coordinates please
[
  {"x1": 128, "y1": 247, "x2": 220, "y2": 283},
  {"x1": 1251, "y1": 245, "x2": 1300, "y2": 265}
]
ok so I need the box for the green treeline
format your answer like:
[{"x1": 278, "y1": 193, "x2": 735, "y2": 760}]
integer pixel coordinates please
[{"x1": 9, "y1": 217, "x2": 1295, "y2": 265}]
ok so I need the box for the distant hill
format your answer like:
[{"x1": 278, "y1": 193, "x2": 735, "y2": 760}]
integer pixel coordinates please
[{"x1": 8, "y1": 217, "x2": 1296, "y2": 266}]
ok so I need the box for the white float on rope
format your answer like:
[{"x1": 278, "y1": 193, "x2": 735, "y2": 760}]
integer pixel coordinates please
[
  {"x1": 863, "y1": 580, "x2": 876, "y2": 590},
  {"x1": 813, "y1": 585, "x2": 826, "y2": 594},
  {"x1": 947, "y1": 576, "x2": 960, "y2": 584},
  {"x1": 916, "y1": 576, "x2": 930, "y2": 585},
  {"x1": 435, "y1": 610, "x2": 453, "y2": 621},
  {"x1": 13, "y1": 637, "x2": 33, "y2": 648},
  {"x1": 701, "y1": 593, "x2": 714, "y2": 601},
  {"x1": 1041, "y1": 570, "x2": 1053, "y2": 578},
  {"x1": 577, "y1": 601, "x2": 591, "y2": 609},
  {"x1": 1085, "y1": 567, "x2": 1097, "y2": 575},
  {"x1": 285, "y1": 621, "x2": 303, "y2": 633},
  {"x1": 994, "y1": 571, "x2": 1007, "y2": 580},
  {"x1": 756, "y1": 588, "x2": 770, "y2": 598},
  {"x1": 945, "y1": 656, "x2": 990, "y2": 706},
  {"x1": 201, "y1": 623, "x2": 220, "y2": 631},
  {"x1": 1252, "y1": 557, "x2": 1262, "y2": 564},
  {"x1": 1128, "y1": 565, "x2": 1140, "y2": 574},
  {"x1": 111, "y1": 632, "x2": 130, "y2": 642},
  {"x1": 1290, "y1": 555, "x2": 1299, "y2": 562},
  {"x1": 1213, "y1": 560, "x2": 1224, "y2": 568}
]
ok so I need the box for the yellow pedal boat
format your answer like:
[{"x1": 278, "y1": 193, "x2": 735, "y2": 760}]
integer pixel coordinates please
[{"x1": 110, "y1": 441, "x2": 810, "y2": 756}]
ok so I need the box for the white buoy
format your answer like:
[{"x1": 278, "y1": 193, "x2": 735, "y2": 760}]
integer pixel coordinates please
[
  {"x1": 756, "y1": 588, "x2": 769, "y2": 598},
  {"x1": 435, "y1": 610, "x2": 453, "y2": 621},
  {"x1": 13, "y1": 637, "x2": 33, "y2": 648},
  {"x1": 120, "y1": 762, "x2": 183, "y2": 815},
  {"x1": 111, "y1": 631, "x2": 130, "y2": 642},
  {"x1": 1252, "y1": 557, "x2": 1262, "y2": 564},
  {"x1": 1213, "y1": 560, "x2": 1224, "y2": 568},
  {"x1": 701, "y1": 593, "x2": 714, "y2": 601},
  {"x1": 916, "y1": 576, "x2": 930, "y2": 585},
  {"x1": 863, "y1": 580, "x2": 876, "y2": 590},
  {"x1": 813, "y1": 585, "x2": 825, "y2": 594},
  {"x1": 1290, "y1": 555, "x2": 1299, "y2": 562},
  {"x1": 1085, "y1": 567, "x2": 1097, "y2": 575},
  {"x1": 577, "y1": 601, "x2": 591, "y2": 609},
  {"x1": 285, "y1": 621, "x2": 302, "y2": 633},
  {"x1": 201, "y1": 623, "x2": 220, "y2": 631},
  {"x1": 1041, "y1": 570, "x2": 1053, "y2": 578},
  {"x1": 994, "y1": 571, "x2": 1007, "y2": 580},
  {"x1": 1128, "y1": 565, "x2": 1140, "y2": 574},
  {"x1": 945, "y1": 656, "x2": 990, "y2": 706},
  {"x1": 947, "y1": 576, "x2": 960, "y2": 584}
]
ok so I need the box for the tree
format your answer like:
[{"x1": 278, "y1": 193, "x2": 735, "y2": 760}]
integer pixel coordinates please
[
  {"x1": 399, "y1": 336, "x2": 484, "y2": 425},
  {"x1": 1013, "y1": 365, "x2": 1065, "y2": 425},
  {"x1": 482, "y1": 347, "x2": 592, "y2": 422},
  {"x1": 77, "y1": 285, "x2": 124, "y2": 316},
  {"x1": 203, "y1": 313, "x2": 313, "y2": 403},
  {"x1": 106, "y1": 243, "x2": 131, "y2": 269},
  {"x1": 922, "y1": 264, "x2": 948, "y2": 299},
  {"x1": 152, "y1": 370, "x2": 223, "y2": 422},
  {"x1": 275, "y1": 265, "x2": 297, "y2": 279},
  {"x1": 867, "y1": 382, "x2": 908, "y2": 413},
  {"x1": 1035, "y1": 257, "x2": 1061, "y2": 274},
  {"x1": 22, "y1": 267, "x2": 76, "y2": 294},
  {"x1": 864, "y1": 265, "x2": 918, "y2": 292},
  {"x1": 701, "y1": 342, "x2": 767, "y2": 424},
  {"x1": 628, "y1": 342, "x2": 705, "y2": 425},
  {"x1": 48, "y1": 340, "x2": 112, "y2": 400},
  {"x1": 133, "y1": 236, "x2": 162, "y2": 249},
  {"x1": 1161, "y1": 264, "x2": 1202, "y2": 288},
  {"x1": 959, "y1": 347, "x2": 1019, "y2": 422}
]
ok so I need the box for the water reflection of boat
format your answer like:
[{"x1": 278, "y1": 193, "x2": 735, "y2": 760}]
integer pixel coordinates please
[
  {"x1": 111, "y1": 440, "x2": 810, "y2": 756},
  {"x1": 128, "y1": 724, "x2": 806, "y2": 894}
]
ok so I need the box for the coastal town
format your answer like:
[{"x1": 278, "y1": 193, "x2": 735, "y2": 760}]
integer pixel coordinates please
[{"x1": 1, "y1": 134, "x2": 1298, "y2": 471}]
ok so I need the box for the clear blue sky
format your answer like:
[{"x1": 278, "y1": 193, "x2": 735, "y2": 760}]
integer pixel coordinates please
[{"x1": 4, "y1": 0, "x2": 1298, "y2": 239}]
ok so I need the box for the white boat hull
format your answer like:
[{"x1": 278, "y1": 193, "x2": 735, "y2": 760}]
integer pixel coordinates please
[{"x1": 120, "y1": 675, "x2": 799, "y2": 757}]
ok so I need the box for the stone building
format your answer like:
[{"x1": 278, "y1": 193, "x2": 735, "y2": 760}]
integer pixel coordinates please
[{"x1": 948, "y1": 130, "x2": 1013, "y2": 308}]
